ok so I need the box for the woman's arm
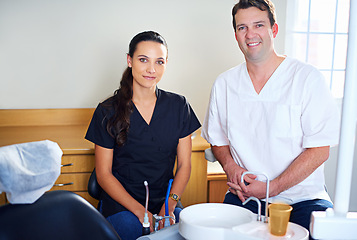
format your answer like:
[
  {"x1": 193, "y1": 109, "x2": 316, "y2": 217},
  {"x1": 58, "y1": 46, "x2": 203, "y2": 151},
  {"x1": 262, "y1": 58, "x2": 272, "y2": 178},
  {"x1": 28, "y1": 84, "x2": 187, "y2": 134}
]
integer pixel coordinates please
[
  {"x1": 158, "y1": 134, "x2": 192, "y2": 224},
  {"x1": 95, "y1": 144, "x2": 153, "y2": 229}
]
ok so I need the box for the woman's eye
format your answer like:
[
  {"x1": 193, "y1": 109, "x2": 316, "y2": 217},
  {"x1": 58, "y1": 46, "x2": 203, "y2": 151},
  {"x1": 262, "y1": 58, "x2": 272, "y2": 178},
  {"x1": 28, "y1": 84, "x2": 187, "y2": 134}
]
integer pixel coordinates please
[
  {"x1": 139, "y1": 58, "x2": 147, "y2": 63},
  {"x1": 157, "y1": 60, "x2": 165, "y2": 65}
]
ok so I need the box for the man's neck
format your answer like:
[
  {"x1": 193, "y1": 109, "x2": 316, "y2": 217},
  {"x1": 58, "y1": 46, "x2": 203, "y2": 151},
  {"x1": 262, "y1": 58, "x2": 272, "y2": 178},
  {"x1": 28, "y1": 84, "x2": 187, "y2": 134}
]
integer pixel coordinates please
[{"x1": 246, "y1": 53, "x2": 286, "y2": 94}]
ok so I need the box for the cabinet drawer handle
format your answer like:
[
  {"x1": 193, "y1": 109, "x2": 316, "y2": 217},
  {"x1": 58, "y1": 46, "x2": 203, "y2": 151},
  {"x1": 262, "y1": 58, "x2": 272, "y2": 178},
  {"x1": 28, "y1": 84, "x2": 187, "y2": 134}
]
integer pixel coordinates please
[
  {"x1": 54, "y1": 182, "x2": 74, "y2": 187},
  {"x1": 61, "y1": 163, "x2": 73, "y2": 167}
]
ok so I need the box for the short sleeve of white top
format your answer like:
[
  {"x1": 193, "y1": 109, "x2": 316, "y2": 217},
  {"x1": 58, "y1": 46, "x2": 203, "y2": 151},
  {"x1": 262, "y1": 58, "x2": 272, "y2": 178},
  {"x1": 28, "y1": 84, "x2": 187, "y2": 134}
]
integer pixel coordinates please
[{"x1": 201, "y1": 57, "x2": 340, "y2": 204}]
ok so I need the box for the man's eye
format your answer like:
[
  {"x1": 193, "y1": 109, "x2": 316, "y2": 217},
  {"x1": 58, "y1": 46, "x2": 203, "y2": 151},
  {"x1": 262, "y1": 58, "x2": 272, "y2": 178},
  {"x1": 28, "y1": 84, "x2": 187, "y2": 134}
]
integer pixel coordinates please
[{"x1": 238, "y1": 26, "x2": 245, "y2": 31}]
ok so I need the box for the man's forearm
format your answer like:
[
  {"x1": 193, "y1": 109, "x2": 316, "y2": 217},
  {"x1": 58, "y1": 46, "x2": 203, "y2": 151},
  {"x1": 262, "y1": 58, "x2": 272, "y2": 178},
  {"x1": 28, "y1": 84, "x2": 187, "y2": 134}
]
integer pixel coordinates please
[
  {"x1": 211, "y1": 145, "x2": 248, "y2": 185},
  {"x1": 211, "y1": 145, "x2": 235, "y2": 172},
  {"x1": 270, "y1": 146, "x2": 330, "y2": 197}
]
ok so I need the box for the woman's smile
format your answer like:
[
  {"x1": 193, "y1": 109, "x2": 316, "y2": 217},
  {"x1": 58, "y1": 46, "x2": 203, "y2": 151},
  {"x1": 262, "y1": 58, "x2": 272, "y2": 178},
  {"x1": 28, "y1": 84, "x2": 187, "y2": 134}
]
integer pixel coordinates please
[{"x1": 143, "y1": 75, "x2": 156, "y2": 80}]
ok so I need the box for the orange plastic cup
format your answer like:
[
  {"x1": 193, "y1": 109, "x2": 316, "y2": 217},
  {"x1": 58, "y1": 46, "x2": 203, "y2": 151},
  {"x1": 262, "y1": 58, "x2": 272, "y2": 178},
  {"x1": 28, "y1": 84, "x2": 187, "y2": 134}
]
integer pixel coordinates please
[{"x1": 268, "y1": 203, "x2": 293, "y2": 236}]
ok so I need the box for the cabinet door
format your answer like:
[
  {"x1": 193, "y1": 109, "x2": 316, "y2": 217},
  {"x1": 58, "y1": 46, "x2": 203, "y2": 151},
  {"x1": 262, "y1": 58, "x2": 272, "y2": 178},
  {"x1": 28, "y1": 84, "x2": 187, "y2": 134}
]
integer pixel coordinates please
[
  {"x1": 52, "y1": 173, "x2": 91, "y2": 191},
  {"x1": 180, "y1": 151, "x2": 207, "y2": 207},
  {"x1": 54, "y1": 154, "x2": 97, "y2": 207},
  {"x1": 61, "y1": 155, "x2": 95, "y2": 173},
  {"x1": 208, "y1": 174, "x2": 229, "y2": 203},
  {"x1": 0, "y1": 192, "x2": 6, "y2": 205}
]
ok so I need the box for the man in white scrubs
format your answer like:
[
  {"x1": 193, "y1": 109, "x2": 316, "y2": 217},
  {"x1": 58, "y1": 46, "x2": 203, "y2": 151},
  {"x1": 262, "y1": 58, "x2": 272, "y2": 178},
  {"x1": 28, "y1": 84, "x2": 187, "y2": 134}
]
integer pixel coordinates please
[{"x1": 201, "y1": 0, "x2": 340, "y2": 236}]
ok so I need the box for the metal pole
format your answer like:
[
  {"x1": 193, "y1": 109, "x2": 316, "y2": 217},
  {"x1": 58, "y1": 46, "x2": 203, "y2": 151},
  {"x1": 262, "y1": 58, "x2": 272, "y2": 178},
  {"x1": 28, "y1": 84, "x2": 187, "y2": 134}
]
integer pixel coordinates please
[{"x1": 333, "y1": 0, "x2": 357, "y2": 215}]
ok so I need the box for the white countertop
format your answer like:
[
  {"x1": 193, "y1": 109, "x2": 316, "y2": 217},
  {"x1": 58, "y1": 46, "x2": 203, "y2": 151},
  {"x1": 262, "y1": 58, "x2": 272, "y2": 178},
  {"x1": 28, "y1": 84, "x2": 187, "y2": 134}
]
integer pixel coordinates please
[{"x1": 207, "y1": 161, "x2": 225, "y2": 174}]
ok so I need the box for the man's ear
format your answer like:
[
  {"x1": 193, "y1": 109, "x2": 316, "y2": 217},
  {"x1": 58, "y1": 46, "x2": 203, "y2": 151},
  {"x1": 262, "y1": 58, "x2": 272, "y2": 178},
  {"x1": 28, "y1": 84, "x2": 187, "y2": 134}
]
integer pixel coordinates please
[{"x1": 272, "y1": 23, "x2": 279, "y2": 38}]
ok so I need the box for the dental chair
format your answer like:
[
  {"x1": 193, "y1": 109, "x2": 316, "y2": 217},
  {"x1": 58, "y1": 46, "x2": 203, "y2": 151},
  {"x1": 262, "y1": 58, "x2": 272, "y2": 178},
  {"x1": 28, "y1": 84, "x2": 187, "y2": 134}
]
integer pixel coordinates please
[
  {"x1": 0, "y1": 140, "x2": 120, "y2": 240},
  {"x1": 88, "y1": 168, "x2": 103, "y2": 212},
  {"x1": 88, "y1": 168, "x2": 103, "y2": 201},
  {"x1": 205, "y1": 147, "x2": 217, "y2": 162},
  {"x1": 0, "y1": 190, "x2": 121, "y2": 240}
]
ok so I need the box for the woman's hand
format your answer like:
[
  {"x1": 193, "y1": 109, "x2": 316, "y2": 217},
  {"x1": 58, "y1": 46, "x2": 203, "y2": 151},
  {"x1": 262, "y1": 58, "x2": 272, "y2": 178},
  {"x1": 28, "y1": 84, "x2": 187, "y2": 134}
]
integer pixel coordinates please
[
  {"x1": 156, "y1": 203, "x2": 175, "y2": 230},
  {"x1": 133, "y1": 208, "x2": 154, "y2": 232},
  {"x1": 95, "y1": 145, "x2": 156, "y2": 232},
  {"x1": 151, "y1": 134, "x2": 190, "y2": 230}
]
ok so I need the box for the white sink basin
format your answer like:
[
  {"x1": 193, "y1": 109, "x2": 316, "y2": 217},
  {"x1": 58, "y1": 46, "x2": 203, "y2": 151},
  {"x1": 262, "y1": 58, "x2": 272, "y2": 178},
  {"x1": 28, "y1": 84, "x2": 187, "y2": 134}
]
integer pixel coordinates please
[
  {"x1": 179, "y1": 203, "x2": 309, "y2": 240},
  {"x1": 179, "y1": 203, "x2": 255, "y2": 239}
]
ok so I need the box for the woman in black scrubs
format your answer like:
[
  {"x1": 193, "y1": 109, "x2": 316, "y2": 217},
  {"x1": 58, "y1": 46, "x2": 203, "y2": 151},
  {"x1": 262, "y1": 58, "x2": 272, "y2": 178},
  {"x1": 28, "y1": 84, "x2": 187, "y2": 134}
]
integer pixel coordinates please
[{"x1": 85, "y1": 31, "x2": 201, "y2": 240}]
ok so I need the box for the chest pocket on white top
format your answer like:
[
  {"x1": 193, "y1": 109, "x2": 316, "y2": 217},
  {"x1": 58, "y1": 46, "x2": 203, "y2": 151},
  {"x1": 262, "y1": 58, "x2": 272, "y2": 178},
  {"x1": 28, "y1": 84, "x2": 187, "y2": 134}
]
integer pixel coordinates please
[{"x1": 273, "y1": 104, "x2": 302, "y2": 138}]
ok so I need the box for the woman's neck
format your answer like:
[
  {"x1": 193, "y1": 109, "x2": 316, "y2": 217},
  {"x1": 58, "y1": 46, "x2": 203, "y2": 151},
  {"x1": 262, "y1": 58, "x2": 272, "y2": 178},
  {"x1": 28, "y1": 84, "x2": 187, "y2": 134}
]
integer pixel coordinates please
[
  {"x1": 132, "y1": 84, "x2": 157, "y2": 104},
  {"x1": 132, "y1": 85, "x2": 157, "y2": 125}
]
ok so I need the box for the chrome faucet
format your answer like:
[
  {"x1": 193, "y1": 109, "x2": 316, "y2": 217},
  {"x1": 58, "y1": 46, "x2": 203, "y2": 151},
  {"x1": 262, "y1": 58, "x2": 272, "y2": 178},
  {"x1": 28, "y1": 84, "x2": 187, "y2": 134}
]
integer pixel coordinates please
[
  {"x1": 243, "y1": 196, "x2": 262, "y2": 221},
  {"x1": 152, "y1": 214, "x2": 175, "y2": 232},
  {"x1": 241, "y1": 171, "x2": 270, "y2": 223}
]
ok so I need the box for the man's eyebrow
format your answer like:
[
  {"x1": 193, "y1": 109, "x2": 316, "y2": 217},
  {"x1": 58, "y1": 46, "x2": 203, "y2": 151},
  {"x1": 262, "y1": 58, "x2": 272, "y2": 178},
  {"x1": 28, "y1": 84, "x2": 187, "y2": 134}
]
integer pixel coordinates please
[
  {"x1": 254, "y1": 20, "x2": 266, "y2": 24},
  {"x1": 236, "y1": 20, "x2": 266, "y2": 27}
]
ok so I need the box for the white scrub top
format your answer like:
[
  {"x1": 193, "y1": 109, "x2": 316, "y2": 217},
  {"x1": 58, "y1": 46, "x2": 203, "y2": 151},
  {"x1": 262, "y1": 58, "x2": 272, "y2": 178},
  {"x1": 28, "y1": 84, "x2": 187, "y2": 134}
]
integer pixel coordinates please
[{"x1": 202, "y1": 57, "x2": 340, "y2": 204}]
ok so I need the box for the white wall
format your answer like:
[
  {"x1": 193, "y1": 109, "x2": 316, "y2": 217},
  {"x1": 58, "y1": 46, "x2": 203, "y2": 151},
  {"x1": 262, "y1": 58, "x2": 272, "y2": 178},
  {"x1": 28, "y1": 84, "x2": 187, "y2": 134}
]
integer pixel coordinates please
[
  {"x1": 3, "y1": 0, "x2": 356, "y2": 211},
  {"x1": 0, "y1": 0, "x2": 286, "y2": 122}
]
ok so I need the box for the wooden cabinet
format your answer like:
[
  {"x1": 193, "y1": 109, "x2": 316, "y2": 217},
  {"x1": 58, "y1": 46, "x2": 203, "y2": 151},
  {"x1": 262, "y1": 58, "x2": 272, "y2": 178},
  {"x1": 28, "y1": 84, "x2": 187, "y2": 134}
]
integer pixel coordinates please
[
  {"x1": 0, "y1": 193, "x2": 6, "y2": 205},
  {"x1": 0, "y1": 109, "x2": 210, "y2": 208},
  {"x1": 180, "y1": 132, "x2": 210, "y2": 207},
  {"x1": 52, "y1": 153, "x2": 98, "y2": 207},
  {"x1": 207, "y1": 174, "x2": 229, "y2": 203},
  {"x1": 0, "y1": 109, "x2": 98, "y2": 206}
]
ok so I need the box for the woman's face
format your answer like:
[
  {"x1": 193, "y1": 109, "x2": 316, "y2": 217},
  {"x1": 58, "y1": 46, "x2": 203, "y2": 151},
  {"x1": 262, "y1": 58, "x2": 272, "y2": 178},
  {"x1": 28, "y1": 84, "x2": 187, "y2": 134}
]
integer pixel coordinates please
[{"x1": 127, "y1": 41, "x2": 167, "y2": 92}]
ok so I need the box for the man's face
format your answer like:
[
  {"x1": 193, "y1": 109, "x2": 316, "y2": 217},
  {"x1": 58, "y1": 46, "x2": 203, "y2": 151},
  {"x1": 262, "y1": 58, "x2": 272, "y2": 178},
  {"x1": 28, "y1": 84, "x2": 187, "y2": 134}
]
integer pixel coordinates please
[{"x1": 234, "y1": 7, "x2": 278, "y2": 63}]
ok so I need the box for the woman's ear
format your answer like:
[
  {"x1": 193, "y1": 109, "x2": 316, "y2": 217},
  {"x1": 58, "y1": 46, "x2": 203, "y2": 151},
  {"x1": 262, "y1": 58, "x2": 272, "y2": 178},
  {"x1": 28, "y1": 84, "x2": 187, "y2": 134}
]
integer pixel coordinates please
[{"x1": 127, "y1": 54, "x2": 132, "y2": 68}]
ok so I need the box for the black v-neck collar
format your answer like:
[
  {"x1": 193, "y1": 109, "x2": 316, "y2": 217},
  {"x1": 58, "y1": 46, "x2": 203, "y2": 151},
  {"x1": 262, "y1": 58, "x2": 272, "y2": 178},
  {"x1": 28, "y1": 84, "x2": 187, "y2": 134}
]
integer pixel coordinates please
[{"x1": 132, "y1": 88, "x2": 161, "y2": 126}]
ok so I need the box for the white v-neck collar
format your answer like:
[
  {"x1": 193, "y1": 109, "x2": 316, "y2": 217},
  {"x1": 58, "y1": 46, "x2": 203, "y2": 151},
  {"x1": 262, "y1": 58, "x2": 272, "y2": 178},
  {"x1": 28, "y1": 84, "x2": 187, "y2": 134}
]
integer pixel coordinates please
[{"x1": 243, "y1": 57, "x2": 290, "y2": 99}]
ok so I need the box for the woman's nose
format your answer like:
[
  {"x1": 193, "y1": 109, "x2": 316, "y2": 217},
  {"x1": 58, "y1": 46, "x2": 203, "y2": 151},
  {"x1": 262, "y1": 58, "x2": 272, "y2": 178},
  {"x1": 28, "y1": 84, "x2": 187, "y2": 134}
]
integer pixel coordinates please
[{"x1": 146, "y1": 63, "x2": 155, "y2": 73}]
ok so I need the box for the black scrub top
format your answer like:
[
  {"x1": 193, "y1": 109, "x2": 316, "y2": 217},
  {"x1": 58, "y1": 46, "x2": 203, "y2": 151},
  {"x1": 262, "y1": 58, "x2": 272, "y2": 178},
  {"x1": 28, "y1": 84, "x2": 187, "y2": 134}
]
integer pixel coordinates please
[{"x1": 85, "y1": 88, "x2": 201, "y2": 218}]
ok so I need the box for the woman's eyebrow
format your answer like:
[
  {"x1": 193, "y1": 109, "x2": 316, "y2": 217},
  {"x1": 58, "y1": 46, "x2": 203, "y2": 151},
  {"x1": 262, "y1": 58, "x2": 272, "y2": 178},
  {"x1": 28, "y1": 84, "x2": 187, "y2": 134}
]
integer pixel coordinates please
[{"x1": 137, "y1": 55, "x2": 165, "y2": 60}]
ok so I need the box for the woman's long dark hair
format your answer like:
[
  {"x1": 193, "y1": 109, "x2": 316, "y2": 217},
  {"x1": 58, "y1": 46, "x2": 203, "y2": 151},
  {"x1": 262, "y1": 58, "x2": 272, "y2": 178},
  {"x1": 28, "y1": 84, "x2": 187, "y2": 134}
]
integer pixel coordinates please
[{"x1": 105, "y1": 31, "x2": 168, "y2": 146}]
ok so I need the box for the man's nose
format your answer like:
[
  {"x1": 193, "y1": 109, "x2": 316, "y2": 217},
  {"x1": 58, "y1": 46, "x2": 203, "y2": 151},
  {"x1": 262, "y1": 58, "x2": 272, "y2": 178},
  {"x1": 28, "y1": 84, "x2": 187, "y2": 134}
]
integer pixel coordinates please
[{"x1": 246, "y1": 27, "x2": 256, "y2": 38}]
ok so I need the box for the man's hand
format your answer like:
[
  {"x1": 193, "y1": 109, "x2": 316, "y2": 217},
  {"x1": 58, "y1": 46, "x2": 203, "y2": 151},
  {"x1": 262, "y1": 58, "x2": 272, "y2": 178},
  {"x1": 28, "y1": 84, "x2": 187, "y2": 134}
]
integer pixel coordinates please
[
  {"x1": 227, "y1": 177, "x2": 267, "y2": 202},
  {"x1": 211, "y1": 145, "x2": 257, "y2": 202},
  {"x1": 226, "y1": 170, "x2": 257, "y2": 202}
]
